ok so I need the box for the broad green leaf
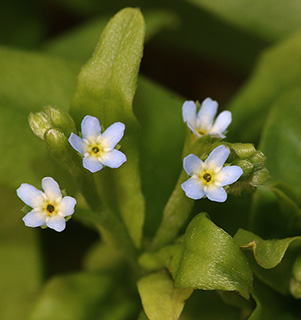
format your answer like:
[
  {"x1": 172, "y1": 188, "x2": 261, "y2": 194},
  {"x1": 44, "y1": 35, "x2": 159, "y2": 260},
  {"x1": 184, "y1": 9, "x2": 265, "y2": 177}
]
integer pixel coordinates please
[
  {"x1": 187, "y1": 0, "x2": 301, "y2": 41},
  {"x1": 44, "y1": 10, "x2": 177, "y2": 64},
  {"x1": 259, "y1": 89, "x2": 301, "y2": 191},
  {"x1": 133, "y1": 76, "x2": 185, "y2": 235},
  {"x1": 137, "y1": 271, "x2": 193, "y2": 320},
  {"x1": 70, "y1": 8, "x2": 145, "y2": 248},
  {"x1": 0, "y1": 187, "x2": 42, "y2": 320},
  {"x1": 234, "y1": 229, "x2": 301, "y2": 295},
  {"x1": 173, "y1": 213, "x2": 253, "y2": 299},
  {"x1": 28, "y1": 272, "x2": 113, "y2": 320},
  {"x1": 234, "y1": 229, "x2": 301, "y2": 269},
  {"x1": 227, "y1": 31, "x2": 301, "y2": 143}
]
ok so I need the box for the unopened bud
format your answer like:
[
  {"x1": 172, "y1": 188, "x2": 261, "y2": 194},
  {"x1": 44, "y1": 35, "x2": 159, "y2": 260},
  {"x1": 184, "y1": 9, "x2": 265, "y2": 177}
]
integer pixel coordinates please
[
  {"x1": 250, "y1": 151, "x2": 266, "y2": 169},
  {"x1": 230, "y1": 143, "x2": 256, "y2": 158},
  {"x1": 249, "y1": 168, "x2": 270, "y2": 187},
  {"x1": 232, "y1": 159, "x2": 254, "y2": 180},
  {"x1": 45, "y1": 128, "x2": 73, "y2": 163},
  {"x1": 44, "y1": 106, "x2": 76, "y2": 137},
  {"x1": 28, "y1": 111, "x2": 52, "y2": 140}
]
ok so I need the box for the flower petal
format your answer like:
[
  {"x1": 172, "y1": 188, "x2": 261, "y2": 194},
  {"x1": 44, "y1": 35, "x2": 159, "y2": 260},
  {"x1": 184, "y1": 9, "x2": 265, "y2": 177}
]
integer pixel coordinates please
[
  {"x1": 197, "y1": 98, "x2": 218, "y2": 130},
  {"x1": 182, "y1": 101, "x2": 197, "y2": 125},
  {"x1": 58, "y1": 196, "x2": 77, "y2": 217},
  {"x1": 210, "y1": 110, "x2": 232, "y2": 135},
  {"x1": 102, "y1": 122, "x2": 125, "y2": 149},
  {"x1": 101, "y1": 149, "x2": 127, "y2": 168},
  {"x1": 205, "y1": 145, "x2": 230, "y2": 170},
  {"x1": 17, "y1": 183, "x2": 44, "y2": 208},
  {"x1": 183, "y1": 154, "x2": 203, "y2": 176},
  {"x1": 22, "y1": 210, "x2": 46, "y2": 227},
  {"x1": 216, "y1": 165, "x2": 243, "y2": 186},
  {"x1": 187, "y1": 121, "x2": 200, "y2": 137},
  {"x1": 181, "y1": 177, "x2": 204, "y2": 200},
  {"x1": 68, "y1": 133, "x2": 85, "y2": 155},
  {"x1": 46, "y1": 216, "x2": 66, "y2": 232},
  {"x1": 205, "y1": 185, "x2": 227, "y2": 202},
  {"x1": 83, "y1": 156, "x2": 103, "y2": 173},
  {"x1": 42, "y1": 177, "x2": 62, "y2": 201},
  {"x1": 81, "y1": 115, "x2": 101, "y2": 139}
]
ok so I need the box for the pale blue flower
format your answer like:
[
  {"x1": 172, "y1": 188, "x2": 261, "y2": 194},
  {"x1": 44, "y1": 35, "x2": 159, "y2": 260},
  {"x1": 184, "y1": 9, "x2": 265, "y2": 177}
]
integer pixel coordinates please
[
  {"x1": 182, "y1": 98, "x2": 232, "y2": 138},
  {"x1": 17, "y1": 177, "x2": 76, "y2": 232},
  {"x1": 68, "y1": 115, "x2": 127, "y2": 173},
  {"x1": 181, "y1": 145, "x2": 243, "y2": 202}
]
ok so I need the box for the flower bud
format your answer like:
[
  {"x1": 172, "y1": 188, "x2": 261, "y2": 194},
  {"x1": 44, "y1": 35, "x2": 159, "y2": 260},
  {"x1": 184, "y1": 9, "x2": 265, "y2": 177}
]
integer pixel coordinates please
[
  {"x1": 45, "y1": 128, "x2": 73, "y2": 163},
  {"x1": 230, "y1": 143, "x2": 256, "y2": 158},
  {"x1": 232, "y1": 159, "x2": 254, "y2": 180},
  {"x1": 28, "y1": 111, "x2": 52, "y2": 140},
  {"x1": 29, "y1": 106, "x2": 76, "y2": 140},
  {"x1": 250, "y1": 150, "x2": 266, "y2": 169},
  {"x1": 44, "y1": 106, "x2": 76, "y2": 137},
  {"x1": 249, "y1": 168, "x2": 270, "y2": 187}
]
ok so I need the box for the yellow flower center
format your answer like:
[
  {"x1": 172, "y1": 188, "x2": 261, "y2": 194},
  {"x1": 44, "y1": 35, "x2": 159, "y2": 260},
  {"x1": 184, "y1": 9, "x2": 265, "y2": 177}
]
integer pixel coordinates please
[
  {"x1": 44, "y1": 201, "x2": 58, "y2": 216},
  {"x1": 89, "y1": 144, "x2": 102, "y2": 157},
  {"x1": 200, "y1": 171, "x2": 215, "y2": 185}
]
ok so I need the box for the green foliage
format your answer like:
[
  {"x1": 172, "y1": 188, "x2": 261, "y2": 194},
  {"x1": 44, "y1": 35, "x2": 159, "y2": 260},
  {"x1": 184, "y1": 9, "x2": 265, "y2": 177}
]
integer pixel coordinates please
[
  {"x1": 70, "y1": 8, "x2": 145, "y2": 248},
  {"x1": 137, "y1": 271, "x2": 193, "y2": 320}
]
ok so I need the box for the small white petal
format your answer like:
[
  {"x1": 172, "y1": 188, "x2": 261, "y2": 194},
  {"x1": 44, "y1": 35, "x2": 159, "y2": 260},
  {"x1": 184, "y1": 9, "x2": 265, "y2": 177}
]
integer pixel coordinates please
[
  {"x1": 205, "y1": 145, "x2": 230, "y2": 170},
  {"x1": 182, "y1": 101, "x2": 197, "y2": 125},
  {"x1": 205, "y1": 185, "x2": 227, "y2": 202},
  {"x1": 58, "y1": 196, "x2": 76, "y2": 217},
  {"x1": 217, "y1": 166, "x2": 243, "y2": 186},
  {"x1": 183, "y1": 154, "x2": 203, "y2": 176},
  {"x1": 68, "y1": 133, "x2": 85, "y2": 155},
  {"x1": 181, "y1": 178, "x2": 204, "y2": 200},
  {"x1": 102, "y1": 122, "x2": 125, "y2": 149},
  {"x1": 197, "y1": 98, "x2": 218, "y2": 130},
  {"x1": 101, "y1": 149, "x2": 127, "y2": 168},
  {"x1": 81, "y1": 115, "x2": 101, "y2": 139},
  {"x1": 83, "y1": 156, "x2": 103, "y2": 173},
  {"x1": 22, "y1": 210, "x2": 46, "y2": 227},
  {"x1": 46, "y1": 216, "x2": 66, "y2": 232},
  {"x1": 187, "y1": 121, "x2": 200, "y2": 137},
  {"x1": 42, "y1": 177, "x2": 62, "y2": 200},
  {"x1": 17, "y1": 183, "x2": 44, "y2": 208},
  {"x1": 210, "y1": 110, "x2": 232, "y2": 135}
]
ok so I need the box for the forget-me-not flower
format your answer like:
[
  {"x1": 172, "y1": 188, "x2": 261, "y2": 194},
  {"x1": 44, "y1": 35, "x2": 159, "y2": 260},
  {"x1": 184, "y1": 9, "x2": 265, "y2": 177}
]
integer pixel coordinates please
[
  {"x1": 181, "y1": 145, "x2": 243, "y2": 202},
  {"x1": 68, "y1": 115, "x2": 127, "y2": 173},
  {"x1": 182, "y1": 98, "x2": 232, "y2": 138},
  {"x1": 17, "y1": 177, "x2": 76, "y2": 232}
]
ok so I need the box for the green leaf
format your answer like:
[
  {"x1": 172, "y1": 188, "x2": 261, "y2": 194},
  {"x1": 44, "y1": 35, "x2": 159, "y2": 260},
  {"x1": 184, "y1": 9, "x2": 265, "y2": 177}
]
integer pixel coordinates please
[
  {"x1": 234, "y1": 229, "x2": 301, "y2": 269},
  {"x1": 227, "y1": 31, "x2": 301, "y2": 143},
  {"x1": 234, "y1": 229, "x2": 301, "y2": 295},
  {"x1": 172, "y1": 213, "x2": 253, "y2": 299},
  {"x1": 133, "y1": 76, "x2": 185, "y2": 235},
  {"x1": 0, "y1": 187, "x2": 42, "y2": 320},
  {"x1": 44, "y1": 10, "x2": 177, "y2": 64},
  {"x1": 70, "y1": 8, "x2": 145, "y2": 248},
  {"x1": 259, "y1": 89, "x2": 301, "y2": 191},
  {"x1": 186, "y1": 0, "x2": 301, "y2": 41},
  {"x1": 137, "y1": 271, "x2": 193, "y2": 320},
  {"x1": 28, "y1": 272, "x2": 113, "y2": 320}
]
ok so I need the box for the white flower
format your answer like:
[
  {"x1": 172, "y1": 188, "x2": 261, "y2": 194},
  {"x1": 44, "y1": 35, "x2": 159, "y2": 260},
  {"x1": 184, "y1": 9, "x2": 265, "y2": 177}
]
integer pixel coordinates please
[
  {"x1": 17, "y1": 177, "x2": 76, "y2": 232},
  {"x1": 182, "y1": 98, "x2": 232, "y2": 138},
  {"x1": 181, "y1": 145, "x2": 243, "y2": 202},
  {"x1": 68, "y1": 115, "x2": 127, "y2": 173}
]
